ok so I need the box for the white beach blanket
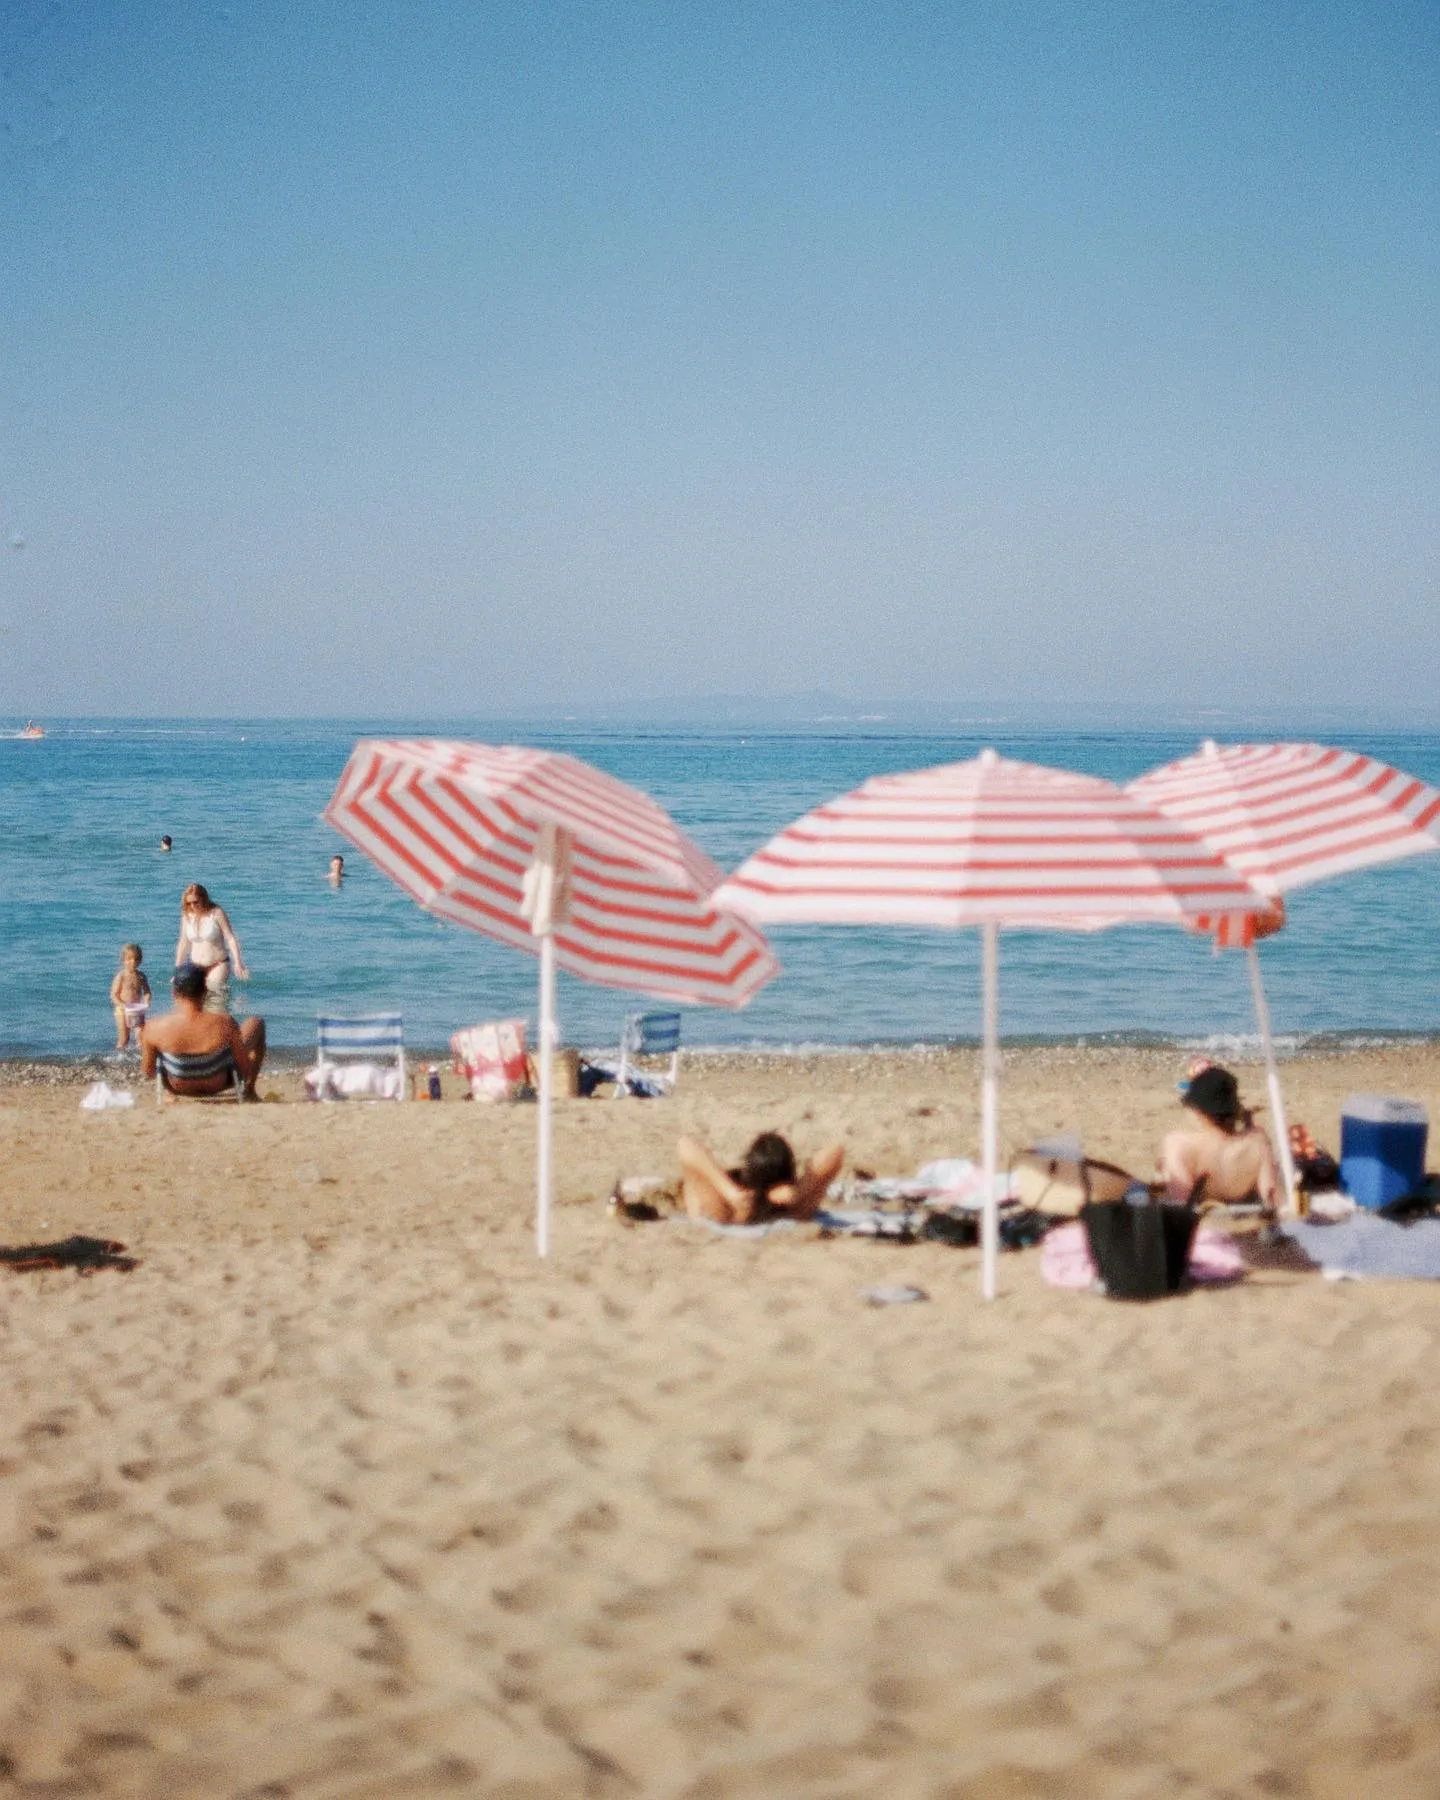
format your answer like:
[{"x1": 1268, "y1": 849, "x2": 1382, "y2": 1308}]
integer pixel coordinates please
[
  {"x1": 847, "y1": 1158, "x2": 1018, "y2": 1211},
  {"x1": 677, "y1": 1216, "x2": 806, "y2": 1239}
]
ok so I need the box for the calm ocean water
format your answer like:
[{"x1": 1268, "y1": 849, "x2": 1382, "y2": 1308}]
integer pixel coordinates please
[{"x1": 2, "y1": 718, "x2": 1438, "y2": 1060}]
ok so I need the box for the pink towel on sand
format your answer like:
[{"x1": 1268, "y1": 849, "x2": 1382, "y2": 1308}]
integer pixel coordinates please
[{"x1": 1041, "y1": 1221, "x2": 1245, "y2": 1290}]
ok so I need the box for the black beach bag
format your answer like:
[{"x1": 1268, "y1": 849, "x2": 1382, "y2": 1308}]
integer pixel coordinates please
[{"x1": 1081, "y1": 1190, "x2": 1198, "y2": 1300}]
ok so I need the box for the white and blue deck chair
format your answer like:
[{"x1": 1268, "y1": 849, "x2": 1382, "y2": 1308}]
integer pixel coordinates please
[
  {"x1": 154, "y1": 1045, "x2": 244, "y2": 1106},
  {"x1": 612, "y1": 1010, "x2": 682, "y2": 1098},
  {"x1": 314, "y1": 1013, "x2": 407, "y2": 1100}
]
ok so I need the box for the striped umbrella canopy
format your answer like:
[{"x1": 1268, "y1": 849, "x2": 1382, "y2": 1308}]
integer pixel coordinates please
[
  {"x1": 325, "y1": 738, "x2": 778, "y2": 1252},
  {"x1": 1129, "y1": 740, "x2": 1440, "y2": 1211},
  {"x1": 714, "y1": 749, "x2": 1271, "y2": 1297},
  {"x1": 1129, "y1": 741, "x2": 1440, "y2": 896}
]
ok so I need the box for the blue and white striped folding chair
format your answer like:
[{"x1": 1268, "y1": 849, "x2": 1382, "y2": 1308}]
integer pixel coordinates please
[
  {"x1": 315, "y1": 1013, "x2": 407, "y2": 1100},
  {"x1": 154, "y1": 1045, "x2": 244, "y2": 1106},
  {"x1": 613, "y1": 1010, "x2": 682, "y2": 1098}
]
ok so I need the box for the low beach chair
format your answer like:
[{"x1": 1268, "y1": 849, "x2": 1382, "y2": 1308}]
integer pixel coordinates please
[
  {"x1": 313, "y1": 1013, "x2": 407, "y2": 1101},
  {"x1": 154, "y1": 1046, "x2": 244, "y2": 1106},
  {"x1": 612, "y1": 1011, "x2": 682, "y2": 1098}
]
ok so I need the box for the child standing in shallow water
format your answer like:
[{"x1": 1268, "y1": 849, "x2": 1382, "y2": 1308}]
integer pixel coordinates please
[{"x1": 110, "y1": 944, "x2": 152, "y2": 1051}]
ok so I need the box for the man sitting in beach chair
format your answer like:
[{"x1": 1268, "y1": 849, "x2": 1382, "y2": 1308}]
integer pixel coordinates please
[{"x1": 142, "y1": 963, "x2": 267, "y2": 1102}]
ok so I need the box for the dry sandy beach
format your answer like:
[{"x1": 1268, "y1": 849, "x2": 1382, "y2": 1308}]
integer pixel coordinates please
[{"x1": 3, "y1": 1044, "x2": 1440, "y2": 1798}]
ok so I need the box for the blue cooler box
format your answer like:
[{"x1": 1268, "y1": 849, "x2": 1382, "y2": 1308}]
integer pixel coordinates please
[{"x1": 1340, "y1": 1094, "x2": 1429, "y2": 1210}]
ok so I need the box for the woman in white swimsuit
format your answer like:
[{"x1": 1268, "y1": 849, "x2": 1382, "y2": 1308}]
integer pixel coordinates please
[{"x1": 174, "y1": 883, "x2": 249, "y2": 1014}]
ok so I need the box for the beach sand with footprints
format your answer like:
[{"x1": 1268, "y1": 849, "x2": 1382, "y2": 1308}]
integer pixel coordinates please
[{"x1": 3, "y1": 1044, "x2": 1440, "y2": 1796}]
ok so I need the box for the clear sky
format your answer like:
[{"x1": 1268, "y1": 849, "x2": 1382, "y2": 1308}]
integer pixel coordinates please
[{"x1": 3, "y1": 1, "x2": 1436, "y2": 718}]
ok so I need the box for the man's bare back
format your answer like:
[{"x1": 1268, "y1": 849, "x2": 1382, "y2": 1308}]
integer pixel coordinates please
[{"x1": 141, "y1": 966, "x2": 266, "y2": 1098}]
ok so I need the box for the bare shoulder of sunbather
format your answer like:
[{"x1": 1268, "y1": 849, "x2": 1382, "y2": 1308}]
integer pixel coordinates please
[{"x1": 1162, "y1": 1121, "x2": 1277, "y2": 1208}]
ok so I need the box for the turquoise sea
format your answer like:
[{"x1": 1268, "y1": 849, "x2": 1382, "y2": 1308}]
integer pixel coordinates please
[{"x1": 2, "y1": 718, "x2": 1438, "y2": 1060}]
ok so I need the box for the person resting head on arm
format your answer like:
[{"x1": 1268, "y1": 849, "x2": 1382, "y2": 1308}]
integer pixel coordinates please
[
  {"x1": 1161, "y1": 1061, "x2": 1279, "y2": 1212},
  {"x1": 678, "y1": 1131, "x2": 844, "y2": 1224}
]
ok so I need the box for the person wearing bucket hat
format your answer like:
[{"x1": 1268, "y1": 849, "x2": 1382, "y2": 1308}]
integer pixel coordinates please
[{"x1": 1161, "y1": 1061, "x2": 1280, "y2": 1212}]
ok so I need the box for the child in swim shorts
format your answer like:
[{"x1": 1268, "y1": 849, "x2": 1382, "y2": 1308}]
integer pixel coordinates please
[{"x1": 110, "y1": 943, "x2": 152, "y2": 1051}]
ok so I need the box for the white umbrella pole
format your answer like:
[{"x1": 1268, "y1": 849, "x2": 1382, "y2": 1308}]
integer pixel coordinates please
[
  {"x1": 536, "y1": 929, "x2": 557, "y2": 1256},
  {"x1": 1246, "y1": 941, "x2": 1297, "y2": 1216},
  {"x1": 980, "y1": 920, "x2": 1000, "y2": 1301}
]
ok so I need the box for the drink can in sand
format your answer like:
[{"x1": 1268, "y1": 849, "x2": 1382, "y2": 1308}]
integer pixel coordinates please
[{"x1": 427, "y1": 1065, "x2": 442, "y2": 1101}]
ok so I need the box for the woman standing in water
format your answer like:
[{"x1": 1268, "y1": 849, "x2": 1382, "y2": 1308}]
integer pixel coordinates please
[{"x1": 174, "y1": 883, "x2": 249, "y2": 1013}]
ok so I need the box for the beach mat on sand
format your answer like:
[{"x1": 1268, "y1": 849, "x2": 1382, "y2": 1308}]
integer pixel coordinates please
[
  {"x1": 0, "y1": 1235, "x2": 139, "y2": 1274},
  {"x1": 673, "y1": 1210, "x2": 927, "y2": 1240},
  {"x1": 1281, "y1": 1214, "x2": 1440, "y2": 1280}
]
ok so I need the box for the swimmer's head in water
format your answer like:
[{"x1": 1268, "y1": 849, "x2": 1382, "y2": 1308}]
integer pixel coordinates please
[
  {"x1": 172, "y1": 963, "x2": 208, "y2": 1003},
  {"x1": 739, "y1": 1132, "x2": 797, "y2": 1199},
  {"x1": 1181, "y1": 1063, "x2": 1242, "y2": 1128},
  {"x1": 160, "y1": 835, "x2": 172, "y2": 850}
]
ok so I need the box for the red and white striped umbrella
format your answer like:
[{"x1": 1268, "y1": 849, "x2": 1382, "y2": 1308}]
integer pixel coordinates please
[
  {"x1": 324, "y1": 738, "x2": 777, "y2": 1007},
  {"x1": 1129, "y1": 741, "x2": 1440, "y2": 897},
  {"x1": 1128, "y1": 740, "x2": 1440, "y2": 1211},
  {"x1": 714, "y1": 749, "x2": 1270, "y2": 930},
  {"x1": 325, "y1": 739, "x2": 778, "y2": 1255},
  {"x1": 714, "y1": 750, "x2": 1271, "y2": 1297}
]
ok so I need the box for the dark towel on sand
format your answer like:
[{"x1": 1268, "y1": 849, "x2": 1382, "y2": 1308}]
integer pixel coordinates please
[{"x1": 0, "y1": 1235, "x2": 138, "y2": 1274}]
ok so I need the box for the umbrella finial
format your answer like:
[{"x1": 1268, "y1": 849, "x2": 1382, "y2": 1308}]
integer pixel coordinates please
[
  {"x1": 1200, "y1": 739, "x2": 1219, "y2": 758},
  {"x1": 979, "y1": 747, "x2": 1000, "y2": 769}
]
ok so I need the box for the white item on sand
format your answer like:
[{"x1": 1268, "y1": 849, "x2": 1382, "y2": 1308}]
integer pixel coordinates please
[
  {"x1": 303, "y1": 1062, "x2": 404, "y2": 1101},
  {"x1": 80, "y1": 1081, "x2": 135, "y2": 1110}
]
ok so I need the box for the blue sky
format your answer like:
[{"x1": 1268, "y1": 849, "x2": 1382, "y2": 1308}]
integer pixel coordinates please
[{"x1": 3, "y1": 1, "x2": 1436, "y2": 717}]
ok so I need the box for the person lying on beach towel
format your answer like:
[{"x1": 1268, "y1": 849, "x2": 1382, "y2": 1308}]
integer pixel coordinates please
[
  {"x1": 678, "y1": 1132, "x2": 844, "y2": 1225},
  {"x1": 1160, "y1": 1062, "x2": 1279, "y2": 1214}
]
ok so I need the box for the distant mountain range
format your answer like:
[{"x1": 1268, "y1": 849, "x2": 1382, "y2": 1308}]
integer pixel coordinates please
[{"x1": 493, "y1": 692, "x2": 1440, "y2": 733}]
